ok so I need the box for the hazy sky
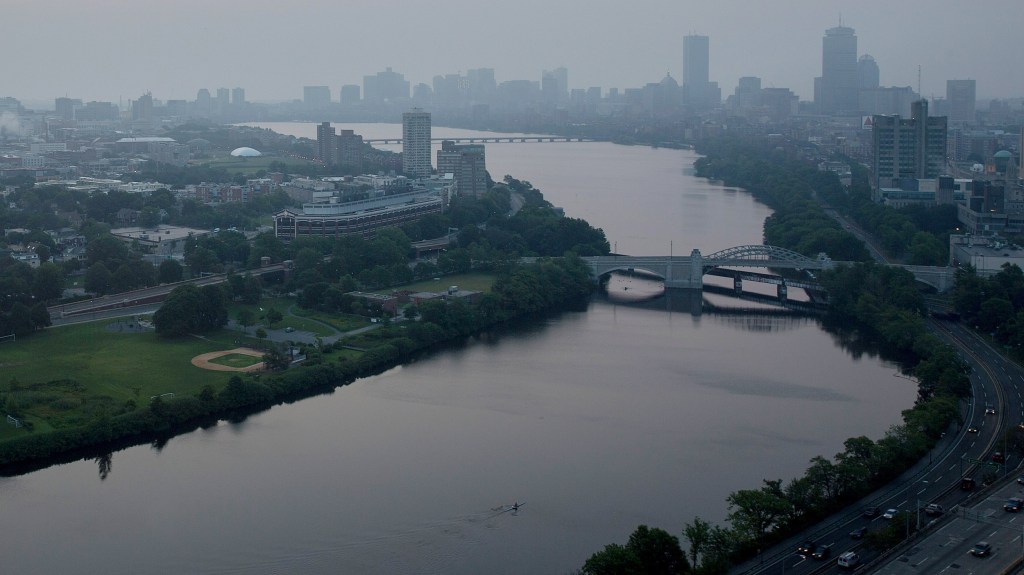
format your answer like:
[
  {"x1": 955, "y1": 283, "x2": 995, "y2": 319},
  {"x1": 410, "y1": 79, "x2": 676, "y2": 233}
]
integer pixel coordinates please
[{"x1": 4, "y1": 0, "x2": 1022, "y2": 106}]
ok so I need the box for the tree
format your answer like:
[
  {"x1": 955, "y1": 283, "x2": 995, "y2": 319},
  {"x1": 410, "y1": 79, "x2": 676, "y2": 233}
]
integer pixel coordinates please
[
  {"x1": 31, "y1": 262, "x2": 64, "y2": 302},
  {"x1": 84, "y1": 262, "x2": 113, "y2": 295},
  {"x1": 264, "y1": 307, "x2": 283, "y2": 328},
  {"x1": 158, "y1": 259, "x2": 183, "y2": 284},
  {"x1": 582, "y1": 525, "x2": 690, "y2": 575},
  {"x1": 237, "y1": 309, "x2": 255, "y2": 331},
  {"x1": 726, "y1": 484, "x2": 793, "y2": 543},
  {"x1": 153, "y1": 284, "x2": 228, "y2": 337}
]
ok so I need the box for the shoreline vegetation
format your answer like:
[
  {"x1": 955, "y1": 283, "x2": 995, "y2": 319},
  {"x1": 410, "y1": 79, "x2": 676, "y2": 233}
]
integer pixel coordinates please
[{"x1": 0, "y1": 174, "x2": 606, "y2": 471}]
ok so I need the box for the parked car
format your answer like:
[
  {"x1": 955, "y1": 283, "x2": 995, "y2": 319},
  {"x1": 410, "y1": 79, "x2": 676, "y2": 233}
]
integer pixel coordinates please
[
  {"x1": 882, "y1": 508, "x2": 898, "y2": 519},
  {"x1": 796, "y1": 541, "x2": 817, "y2": 556},
  {"x1": 1005, "y1": 497, "x2": 1024, "y2": 512},
  {"x1": 925, "y1": 503, "x2": 944, "y2": 516},
  {"x1": 849, "y1": 526, "x2": 868, "y2": 539},
  {"x1": 971, "y1": 541, "x2": 992, "y2": 557}
]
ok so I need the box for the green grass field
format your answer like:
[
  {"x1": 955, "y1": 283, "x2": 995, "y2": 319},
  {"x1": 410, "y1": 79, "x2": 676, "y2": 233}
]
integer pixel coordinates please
[
  {"x1": 374, "y1": 273, "x2": 496, "y2": 296},
  {"x1": 0, "y1": 323, "x2": 251, "y2": 440},
  {"x1": 202, "y1": 155, "x2": 316, "y2": 176}
]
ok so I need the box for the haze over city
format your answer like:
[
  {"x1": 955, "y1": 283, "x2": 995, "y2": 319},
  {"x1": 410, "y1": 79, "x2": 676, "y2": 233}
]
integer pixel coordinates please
[{"x1": 5, "y1": 0, "x2": 1023, "y2": 105}]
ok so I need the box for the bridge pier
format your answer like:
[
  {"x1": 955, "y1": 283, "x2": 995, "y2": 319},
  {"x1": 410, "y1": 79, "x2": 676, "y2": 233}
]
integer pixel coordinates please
[
  {"x1": 733, "y1": 277, "x2": 742, "y2": 293},
  {"x1": 777, "y1": 282, "x2": 788, "y2": 301}
]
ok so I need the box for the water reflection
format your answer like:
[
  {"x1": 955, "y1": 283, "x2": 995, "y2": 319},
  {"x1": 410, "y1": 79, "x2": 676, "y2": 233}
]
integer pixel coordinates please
[{"x1": 95, "y1": 452, "x2": 112, "y2": 481}]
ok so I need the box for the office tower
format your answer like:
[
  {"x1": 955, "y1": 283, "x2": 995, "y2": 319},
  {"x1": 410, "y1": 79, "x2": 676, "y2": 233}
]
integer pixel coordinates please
[
  {"x1": 232, "y1": 88, "x2": 245, "y2": 106},
  {"x1": 871, "y1": 99, "x2": 947, "y2": 191},
  {"x1": 304, "y1": 86, "x2": 331, "y2": 108},
  {"x1": 817, "y1": 25, "x2": 859, "y2": 115},
  {"x1": 683, "y1": 35, "x2": 711, "y2": 109},
  {"x1": 402, "y1": 109, "x2": 431, "y2": 177},
  {"x1": 316, "y1": 122, "x2": 336, "y2": 165},
  {"x1": 858, "y1": 55, "x2": 880, "y2": 90},
  {"x1": 946, "y1": 80, "x2": 976, "y2": 126},
  {"x1": 132, "y1": 92, "x2": 153, "y2": 121},
  {"x1": 195, "y1": 89, "x2": 212, "y2": 117},
  {"x1": 55, "y1": 97, "x2": 81, "y2": 121},
  {"x1": 467, "y1": 68, "x2": 496, "y2": 103},
  {"x1": 340, "y1": 84, "x2": 360, "y2": 105},
  {"x1": 437, "y1": 140, "x2": 488, "y2": 197},
  {"x1": 541, "y1": 67, "x2": 568, "y2": 104},
  {"x1": 363, "y1": 68, "x2": 410, "y2": 104}
]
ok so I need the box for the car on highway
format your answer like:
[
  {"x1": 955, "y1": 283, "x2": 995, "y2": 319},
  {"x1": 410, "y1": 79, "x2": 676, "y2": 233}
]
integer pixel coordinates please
[
  {"x1": 1005, "y1": 497, "x2": 1024, "y2": 512},
  {"x1": 811, "y1": 545, "x2": 832, "y2": 560},
  {"x1": 849, "y1": 526, "x2": 868, "y2": 539},
  {"x1": 838, "y1": 551, "x2": 860, "y2": 568},
  {"x1": 971, "y1": 541, "x2": 992, "y2": 557},
  {"x1": 882, "y1": 508, "x2": 898, "y2": 519},
  {"x1": 967, "y1": 426, "x2": 979, "y2": 433},
  {"x1": 992, "y1": 451, "x2": 1005, "y2": 463},
  {"x1": 925, "y1": 503, "x2": 944, "y2": 516},
  {"x1": 796, "y1": 541, "x2": 817, "y2": 556},
  {"x1": 862, "y1": 506, "x2": 880, "y2": 518},
  {"x1": 985, "y1": 407, "x2": 996, "y2": 415},
  {"x1": 1018, "y1": 475, "x2": 1024, "y2": 485}
]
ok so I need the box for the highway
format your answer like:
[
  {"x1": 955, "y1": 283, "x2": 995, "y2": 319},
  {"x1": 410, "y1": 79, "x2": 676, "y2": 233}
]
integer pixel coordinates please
[{"x1": 733, "y1": 318, "x2": 1023, "y2": 575}]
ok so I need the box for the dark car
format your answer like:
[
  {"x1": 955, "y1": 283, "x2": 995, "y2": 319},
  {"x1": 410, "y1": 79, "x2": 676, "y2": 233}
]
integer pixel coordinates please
[
  {"x1": 796, "y1": 541, "x2": 817, "y2": 556},
  {"x1": 1018, "y1": 475, "x2": 1024, "y2": 486},
  {"x1": 1005, "y1": 497, "x2": 1024, "y2": 512},
  {"x1": 849, "y1": 526, "x2": 868, "y2": 539},
  {"x1": 971, "y1": 541, "x2": 992, "y2": 557},
  {"x1": 862, "y1": 506, "x2": 880, "y2": 518},
  {"x1": 992, "y1": 452, "x2": 1005, "y2": 463},
  {"x1": 812, "y1": 546, "x2": 832, "y2": 560}
]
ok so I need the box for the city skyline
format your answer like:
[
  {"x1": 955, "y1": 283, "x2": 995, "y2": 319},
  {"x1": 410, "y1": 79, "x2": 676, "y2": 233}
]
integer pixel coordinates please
[{"x1": 3, "y1": 0, "x2": 1023, "y2": 105}]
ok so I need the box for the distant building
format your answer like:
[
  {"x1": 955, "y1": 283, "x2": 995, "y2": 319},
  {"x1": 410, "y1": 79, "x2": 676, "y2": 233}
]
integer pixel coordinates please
[
  {"x1": 363, "y1": 68, "x2": 410, "y2": 104},
  {"x1": 817, "y1": 25, "x2": 859, "y2": 115},
  {"x1": 272, "y1": 186, "x2": 445, "y2": 240},
  {"x1": 232, "y1": 87, "x2": 246, "y2": 106},
  {"x1": 858, "y1": 55, "x2": 880, "y2": 90},
  {"x1": 402, "y1": 109, "x2": 431, "y2": 177},
  {"x1": 336, "y1": 129, "x2": 364, "y2": 173},
  {"x1": 304, "y1": 86, "x2": 331, "y2": 108},
  {"x1": 946, "y1": 79, "x2": 976, "y2": 126},
  {"x1": 316, "y1": 122, "x2": 336, "y2": 164},
  {"x1": 871, "y1": 100, "x2": 947, "y2": 193},
  {"x1": 340, "y1": 84, "x2": 361, "y2": 105},
  {"x1": 437, "y1": 140, "x2": 488, "y2": 198},
  {"x1": 683, "y1": 35, "x2": 718, "y2": 110}
]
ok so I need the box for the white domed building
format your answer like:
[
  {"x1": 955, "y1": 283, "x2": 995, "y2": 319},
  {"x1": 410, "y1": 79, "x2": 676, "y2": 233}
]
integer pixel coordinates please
[{"x1": 230, "y1": 147, "x2": 262, "y2": 157}]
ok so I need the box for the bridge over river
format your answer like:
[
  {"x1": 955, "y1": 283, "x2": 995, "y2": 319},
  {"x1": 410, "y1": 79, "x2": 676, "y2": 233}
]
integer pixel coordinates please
[{"x1": 570, "y1": 245, "x2": 958, "y2": 294}]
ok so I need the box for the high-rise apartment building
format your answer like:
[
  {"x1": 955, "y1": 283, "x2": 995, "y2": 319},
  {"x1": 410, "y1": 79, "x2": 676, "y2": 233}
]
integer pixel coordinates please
[
  {"x1": 402, "y1": 109, "x2": 431, "y2": 177},
  {"x1": 316, "y1": 121, "x2": 336, "y2": 165},
  {"x1": 232, "y1": 88, "x2": 245, "y2": 106},
  {"x1": 946, "y1": 80, "x2": 976, "y2": 126},
  {"x1": 336, "y1": 129, "x2": 364, "y2": 173},
  {"x1": 541, "y1": 67, "x2": 568, "y2": 104},
  {"x1": 437, "y1": 140, "x2": 487, "y2": 197},
  {"x1": 871, "y1": 99, "x2": 947, "y2": 192},
  {"x1": 817, "y1": 25, "x2": 859, "y2": 115},
  {"x1": 55, "y1": 97, "x2": 81, "y2": 121}
]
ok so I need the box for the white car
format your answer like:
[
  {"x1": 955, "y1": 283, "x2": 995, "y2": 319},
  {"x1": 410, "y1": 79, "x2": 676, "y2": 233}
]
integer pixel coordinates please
[{"x1": 882, "y1": 508, "x2": 898, "y2": 519}]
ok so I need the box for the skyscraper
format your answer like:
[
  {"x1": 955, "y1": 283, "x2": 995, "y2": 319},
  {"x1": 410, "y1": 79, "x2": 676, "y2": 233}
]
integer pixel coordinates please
[
  {"x1": 232, "y1": 88, "x2": 245, "y2": 106},
  {"x1": 858, "y1": 55, "x2": 879, "y2": 90},
  {"x1": 817, "y1": 25, "x2": 859, "y2": 115},
  {"x1": 316, "y1": 122, "x2": 336, "y2": 165},
  {"x1": 683, "y1": 35, "x2": 712, "y2": 109},
  {"x1": 304, "y1": 86, "x2": 331, "y2": 108},
  {"x1": 946, "y1": 80, "x2": 976, "y2": 126},
  {"x1": 402, "y1": 109, "x2": 431, "y2": 177}
]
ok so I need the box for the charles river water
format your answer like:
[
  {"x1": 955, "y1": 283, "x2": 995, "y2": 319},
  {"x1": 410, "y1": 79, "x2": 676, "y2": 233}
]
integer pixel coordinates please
[{"x1": 0, "y1": 124, "x2": 916, "y2": 574}]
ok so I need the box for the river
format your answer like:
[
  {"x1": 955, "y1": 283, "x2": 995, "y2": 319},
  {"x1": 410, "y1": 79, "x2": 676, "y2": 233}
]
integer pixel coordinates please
[{"x1": 0, "y1": 123, "x2": 915, "y2": 574}]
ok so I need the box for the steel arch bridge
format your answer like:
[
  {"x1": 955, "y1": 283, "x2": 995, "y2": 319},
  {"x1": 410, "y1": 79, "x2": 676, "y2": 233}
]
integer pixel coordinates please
[{"x1": 577, "y1": 245, "x2": 834, "y2": 290}]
